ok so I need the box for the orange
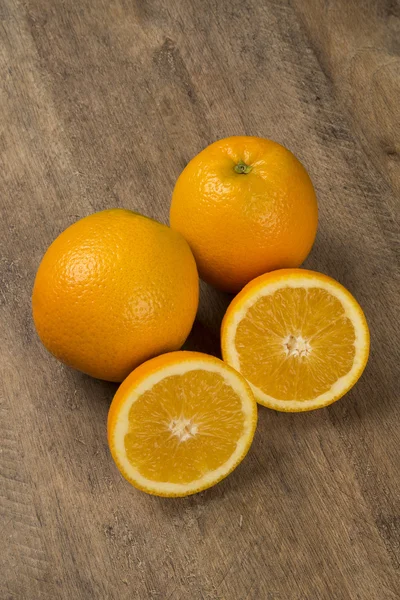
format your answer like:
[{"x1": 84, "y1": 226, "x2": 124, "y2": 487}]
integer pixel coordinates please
[
  {"x1": 108, "y1": 351, "x2": 257, "y2": 497},
  {"x1": 221, "y1": 269, "x2": 369, "y2": 412},
  {"x1": 170, "y1": 136, "x2": 318, "y2": 292},
  {"x1": 32, "y1": 209, "x2": 199, "y2": 382}
]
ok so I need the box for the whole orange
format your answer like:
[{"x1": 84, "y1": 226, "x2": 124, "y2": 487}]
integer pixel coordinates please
[
  {"x1": 170, "y1": 136, "x2": 318, "y2": 292},
  {"x1": 32, "y1": 209, "x2": 199, "y2": 382}
]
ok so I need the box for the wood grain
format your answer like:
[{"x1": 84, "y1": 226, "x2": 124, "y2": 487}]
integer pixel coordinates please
[{"x1": 1, "y1": 0, "x2": 399, "y2": 598}]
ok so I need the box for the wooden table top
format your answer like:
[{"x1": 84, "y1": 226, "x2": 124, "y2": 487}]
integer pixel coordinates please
[{"x1": 1, "y1": 1, "x2": 399, "y2": 598}]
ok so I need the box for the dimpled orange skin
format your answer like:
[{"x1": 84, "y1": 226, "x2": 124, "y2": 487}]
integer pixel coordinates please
[
  {"x1": 32, "y1": 209, "x2": 199, "y2": 382},
  {"x1": 170, "y1": 136, "x2": 318, "y2": 292}
]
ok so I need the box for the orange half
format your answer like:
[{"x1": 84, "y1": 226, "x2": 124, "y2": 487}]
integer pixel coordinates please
[
  {"x1": 221, "y1": 270, "x2": 370, "y2": 412},
  {"x1": 108, "y1": 352, "x2": 257, "y2": 496}
]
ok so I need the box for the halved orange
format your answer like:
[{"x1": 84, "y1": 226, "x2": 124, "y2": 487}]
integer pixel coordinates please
[
  {"x1": 221, "y1": 269, "x2": 370, "y2": 412},
  {"x1": 108, "y1": 351, "x2": 257, "y2": 497}
]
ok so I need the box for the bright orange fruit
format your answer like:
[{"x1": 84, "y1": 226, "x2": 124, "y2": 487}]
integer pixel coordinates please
[
  {"x1": 170, "y1": 136, "x2": 318, "y2": 292},
  {"x1": 221, "y1": 269, "x2": 370, "y2": 411},
  {"x1": 108, "y1": 351, "x2": 257, "y2": 497},
  {"x1": 32, "y1": 209, "x2": 199, "y2": 381}
]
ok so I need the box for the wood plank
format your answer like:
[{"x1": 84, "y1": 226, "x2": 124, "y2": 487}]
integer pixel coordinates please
[{"x1": 1, "y1": 0, "x2": 399, "y2": 598}]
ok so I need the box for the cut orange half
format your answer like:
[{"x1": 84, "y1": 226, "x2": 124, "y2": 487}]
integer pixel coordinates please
[
  {"x1": 108, "y1": 351, "x2": 257, "y2": 497},
  {"x1": 221, "y1": 269, "x2": 370, "y2": 412}
]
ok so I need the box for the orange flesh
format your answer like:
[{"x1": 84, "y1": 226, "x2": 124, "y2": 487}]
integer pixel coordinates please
[
  {"x1": 125, "y1": 370, "x2": 246, "y2": 484},
  {"x1": 236, "y1": 288, "x2": 356, "y2": 401}
]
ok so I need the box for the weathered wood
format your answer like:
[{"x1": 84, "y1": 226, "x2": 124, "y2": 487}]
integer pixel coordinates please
[{"x1": 1, "y1": 0, "x2": 399, "y2": 598}]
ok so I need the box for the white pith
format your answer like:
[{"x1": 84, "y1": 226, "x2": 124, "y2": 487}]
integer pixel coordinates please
[
  {"x1": 112, "y1": 360, "x2": 256, "y2": 495},
  {"x1": 169, "y1": 417, "x2": 198, "y2": 442},
  {"x1": 224, "y1": 276, "x2": 369, "y2": 411},
  {"x1": 283, "y1": 334, "x2": 312, "y2": 358}
]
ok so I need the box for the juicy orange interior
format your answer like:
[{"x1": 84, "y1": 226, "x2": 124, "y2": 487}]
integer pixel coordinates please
[
  {"x1": 125, "y1": 370, "x2": 246, "y2": 484},
  {"x1": 236, "y1": 287, "x2": 356, "y2": 401}
]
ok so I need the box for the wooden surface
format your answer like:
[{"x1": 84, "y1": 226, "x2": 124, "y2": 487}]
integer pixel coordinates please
[{"x1": 1, "y1": 0, "x2": 399, "y2": 598}]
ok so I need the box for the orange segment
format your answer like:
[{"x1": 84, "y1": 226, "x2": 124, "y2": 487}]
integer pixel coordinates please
[
  {"x1": 221, "y1": 269, "x2": 370, "y2": 412},
  {"x1": 108, "y1": 352, "x2": 257, "y2": 496}
]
